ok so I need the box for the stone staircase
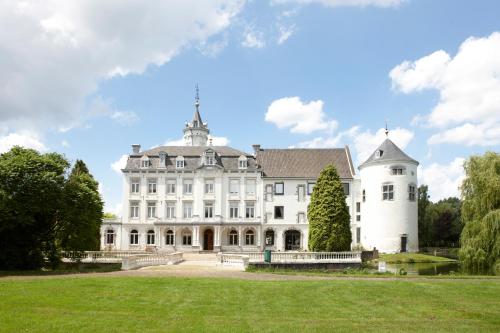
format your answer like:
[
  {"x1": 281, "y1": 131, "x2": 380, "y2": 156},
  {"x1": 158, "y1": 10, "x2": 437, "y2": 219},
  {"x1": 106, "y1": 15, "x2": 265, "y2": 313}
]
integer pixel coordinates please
[{"x1": 178, "y1": 252, "x2": 218, "y2": 267}]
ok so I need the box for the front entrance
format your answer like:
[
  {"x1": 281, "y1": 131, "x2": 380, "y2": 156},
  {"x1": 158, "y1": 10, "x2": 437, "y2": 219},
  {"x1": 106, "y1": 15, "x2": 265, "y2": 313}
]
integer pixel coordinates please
[
  {"x1": 400, "y1": 235, "x2": 407, "y2": 253},
  {"x1": 203, "y1": 229, "x2": 214, "y2": 251},
  {"x1": 285, "y1": 230, "x2": 301, "y2": 251}
]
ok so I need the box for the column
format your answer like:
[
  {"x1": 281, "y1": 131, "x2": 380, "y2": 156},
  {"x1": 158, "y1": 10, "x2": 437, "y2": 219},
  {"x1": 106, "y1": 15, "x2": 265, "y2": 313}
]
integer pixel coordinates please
[{"x1": 238, "y1": 226, "x2": 242, "y2": 248}]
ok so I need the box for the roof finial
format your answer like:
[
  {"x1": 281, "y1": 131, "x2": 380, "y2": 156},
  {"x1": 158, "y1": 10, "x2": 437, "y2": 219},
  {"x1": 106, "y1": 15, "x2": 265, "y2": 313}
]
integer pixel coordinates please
[
  {"x1": 385, "y1": 120, "x2": 389, "y2": 137},
  {"x1": 195, "y1": 83, "x2": 200, "y2": 111}
]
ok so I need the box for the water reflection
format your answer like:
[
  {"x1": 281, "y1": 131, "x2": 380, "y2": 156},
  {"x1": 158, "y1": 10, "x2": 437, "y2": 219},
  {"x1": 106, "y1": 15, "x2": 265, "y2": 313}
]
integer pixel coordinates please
[{"x1": 386, "y1": 262, "x2": 461, "y2": 275}]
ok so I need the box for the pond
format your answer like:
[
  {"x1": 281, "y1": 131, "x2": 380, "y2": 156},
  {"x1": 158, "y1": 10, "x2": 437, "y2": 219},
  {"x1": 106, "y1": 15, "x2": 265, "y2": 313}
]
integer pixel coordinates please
[{"x1": 385, "y1": 262, "x2": 461, "y2": 276}]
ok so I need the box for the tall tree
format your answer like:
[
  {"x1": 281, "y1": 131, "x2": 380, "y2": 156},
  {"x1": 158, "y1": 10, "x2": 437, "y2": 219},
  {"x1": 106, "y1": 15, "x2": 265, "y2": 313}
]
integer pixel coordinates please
[
  {"x1": 418, "y1": 185, "x2": 432, "y2": 247},
  {"x1": 459, "y1": 152, "x2": 500, "y2": 274},
  {"x1": 427, "y1": 198, "x2": 462, "y2": 247},
  {"x1": 58, "y1": 160, "x2": 103, "y2": 252},
  {"x1": 0, "y1": 147, "x2": 69, "y2": 269},
  {"x1": 308, "y1": 165, "x2": 351, "y2": 251}
]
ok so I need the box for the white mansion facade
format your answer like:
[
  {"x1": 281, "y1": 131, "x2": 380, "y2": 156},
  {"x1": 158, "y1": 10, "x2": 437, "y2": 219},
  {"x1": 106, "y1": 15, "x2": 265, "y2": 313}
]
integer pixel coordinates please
[{"x1": 102, "y1": 103, "x2": 419, "y2": 253}]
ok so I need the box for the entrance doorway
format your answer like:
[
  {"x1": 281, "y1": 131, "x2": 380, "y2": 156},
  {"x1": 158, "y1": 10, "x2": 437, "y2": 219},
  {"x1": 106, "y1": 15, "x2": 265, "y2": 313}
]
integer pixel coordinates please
[
  {"x1": 203, "y1": 229, "x2": 214, "y2": 251},
  {"x1": 400, "y1": 235, "x2": 407, "y2": 253},
  {"x1": 285, "y1": 230, "x2": 301, "y2": 251}
]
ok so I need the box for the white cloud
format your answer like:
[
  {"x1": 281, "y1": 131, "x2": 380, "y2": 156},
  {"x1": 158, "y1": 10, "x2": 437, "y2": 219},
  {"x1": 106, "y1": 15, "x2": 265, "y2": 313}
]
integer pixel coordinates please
[
  {"x1": 265, "y1": 96, "x2": 337, "y2": 134},
  {"x1": 0, "y1": 131, "x2": 47, "y2": 153},
  {"x1": 0, "y1": 0, "x2": 245, "y2": 132},
  {"x1": 61, "y1": 140, "x2": 70, "y2": 148},
  {"x1": 88, "y1": 96, "x2": 139, "y2": 126},
  {"x1": 277, "y1": 24, "x2": 296, "y2": 45},
  {"x1": 390, "y1": 32, "x2": 500, "y2": 146},
  {"x1": 418, "y1": 157, "x2": 465, "y2": 201},
  {"x1": 296, "y1": 126, "x2": 359, "y2": 148},
  {"x1": 242, "y1": 27, "x2": 265, "y2": 48},
  {"x1": 353, "y1": 127, "x2": 414, "y2": 163},
  {"x1": 163, "y1": 135, "x2": 230, "y2": 146},
  {"x1": 111, "y1": 154, "x2": 128, "y2": 174},
  {"x1": 272, "y1": 0, "x2": 405, "y2": 8}
]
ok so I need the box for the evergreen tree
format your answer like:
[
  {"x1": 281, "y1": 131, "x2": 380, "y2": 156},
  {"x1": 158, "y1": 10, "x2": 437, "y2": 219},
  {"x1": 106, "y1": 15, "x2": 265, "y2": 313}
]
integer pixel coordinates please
[
  {"x1": 58, "y1": 160, "x2": 103, "y2": 252},
  {"x1": 418, "y1": 185, "x2": 432, "y2": 247},
  {"x1": 308, "y1": 165, "x2": 351, "y2": 251},
  {"x1": 459, "y1": 152, "x2": 500, "y2": 274}
]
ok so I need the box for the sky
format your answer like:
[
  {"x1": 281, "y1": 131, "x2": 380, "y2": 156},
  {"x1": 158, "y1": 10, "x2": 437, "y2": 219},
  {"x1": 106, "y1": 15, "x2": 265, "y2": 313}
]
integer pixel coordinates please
[{"x1": 1, "y1": 0, "x2": 499, "y2": 215}]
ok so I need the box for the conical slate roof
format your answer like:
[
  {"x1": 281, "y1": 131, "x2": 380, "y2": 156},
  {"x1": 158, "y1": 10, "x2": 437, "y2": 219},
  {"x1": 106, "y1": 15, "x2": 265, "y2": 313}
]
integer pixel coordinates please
[
  {"x1": 358, "y1": 138, "x2": 418, "y2": 169},
  {"x1": 192, "y1": 110, "x2": 203, "y2": 127}
]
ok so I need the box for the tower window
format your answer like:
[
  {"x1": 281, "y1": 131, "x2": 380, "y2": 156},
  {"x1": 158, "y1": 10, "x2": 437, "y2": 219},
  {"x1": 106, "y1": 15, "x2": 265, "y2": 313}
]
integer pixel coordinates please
[
  {"x1": 382, "y1": 184, "x2": 394, "y2": 201},
  {"x1": 408, "y1": 184, "x2": 416, "y2": 201}
]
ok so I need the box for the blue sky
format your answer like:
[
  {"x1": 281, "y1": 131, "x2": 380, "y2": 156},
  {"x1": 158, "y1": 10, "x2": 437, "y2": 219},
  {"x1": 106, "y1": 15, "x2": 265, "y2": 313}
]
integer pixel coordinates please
[{"x1": 1, "y1": 0, "x2": 499, "y2": 214}]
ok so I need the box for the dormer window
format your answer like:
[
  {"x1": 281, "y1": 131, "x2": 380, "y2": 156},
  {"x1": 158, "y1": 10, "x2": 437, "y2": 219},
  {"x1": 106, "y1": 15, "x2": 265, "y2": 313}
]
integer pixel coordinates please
[
  {"x1": 158, "y1": 151, "x2": 167, "y2": 168},
  {"x1": 176, "y1": 156, "x2": 185, "y2": 169},
  {"x1": 238, "y1": 156, "x2": 248, "y2": 169},
  {"x1": 391, "y1": 166, "x2": 406, "y2": 175},
  {"x1": 204, "y1": 149, "x2": 215, "y2": 166},
  {"x1": 141, "y1": 157, "x2": 150, "y2": 168},
  {"x1": 375, "y1": 150, "x2": 384, "y2": 158}
]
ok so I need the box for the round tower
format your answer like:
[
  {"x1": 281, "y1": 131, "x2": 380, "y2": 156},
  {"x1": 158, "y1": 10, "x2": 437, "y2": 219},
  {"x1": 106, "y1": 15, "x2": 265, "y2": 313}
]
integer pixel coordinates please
[{"x1": 358, "y1": 135, "x2": 419, "y2": 253}]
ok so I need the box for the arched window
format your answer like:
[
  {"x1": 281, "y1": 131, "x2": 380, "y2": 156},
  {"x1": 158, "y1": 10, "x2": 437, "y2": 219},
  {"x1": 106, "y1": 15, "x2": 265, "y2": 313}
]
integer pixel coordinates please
[
  {"x1": 182, "y1": 230, "x2": 192, "y2": 245},
  {"x1": 229, "y1": 229, "x2": 238, "y2": 245},
  {"x1": 130, "y1": 230, "x2": 139, "y2": 245},
  {"x1": 105, "y1": 229, "x2": 115, "y2": 245},
  {"x1": 176, "y1": 156, "x2": 185, "y2": 169},
  {"x1": 245, "y1": 230, "x2": 255, "y2": 245},
  {"x1": 265, "y1": 230, "x2": 275, "y2": 246},
  {"x1": 165, "y1": 230, "x2": 174, "y2": 245},
  {"x1": 147, "y1": 230, "x2": 155, "y2": 245}
]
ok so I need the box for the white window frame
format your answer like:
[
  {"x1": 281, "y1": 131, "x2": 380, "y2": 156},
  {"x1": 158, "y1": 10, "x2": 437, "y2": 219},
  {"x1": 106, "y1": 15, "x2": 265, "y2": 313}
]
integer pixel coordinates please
[
  {"x1": 105, "y1": 229, "x2": 115, "y2": 245},
  {"x1": 183, "y1": 202, "x2": 193, "y2": 219},
  {"x1": 204, "y1": 202, "x2": 214, "y2": 218},
  {"x1": 183, "y1": 179, "x2": 193, "y2": 195},
  {"x1": 182, "y1": 233, "x2": 192, "y2": 245},
  {"x1": 229, "y1": 230, "x2": 238, "y2": 245},
  {"x1": 245, "y1": 202, "x2": 255, "y2": 218},
  {"x1": 147, "y1": 202, "x2": 157, "y2": 218},
  {"x1": 165, "y1": 230, "x2": 174, "y2": 245},
  {"x1": 297, "y1": 184, "x2": 305, "y2": 202},
  {"x1": 297, "y1": 212, "x2": 305, "y2": 223},
  {"x1": 176, "y1": 157, "x2": 185, "y2": 169},
  {"x1": 131, "y1": 179, "x2": 140, "y2": 194},
  {"x1": 166, "y1": 180, "x2": 176, "y2": 194},
  {"x1": 245, "y1": 230, "x2": 255, "y2": 245},
  {"x1": 229, "y1": 179, "x2": 239, "y2": 195},
  {"x1": 382, "y1": 184, "x2": 394, "y2": 201},
  {"x1": 246, "y1": 179, "x2": 256, "y2": 195},
  {"x1": 165, "y1": 202, "x2": 176, "y2": 219},
  {"x1": 146, "y1": 230, "x2": 155, "y2": 245},
  {"x1": 229, "y1": 202, "x2": 239, "y2": 219},
  {"x1": 274, "y1": 182, "x2": 284, "y2": 195},
  {"x1": 205, "y1": 180, "x2": 214, "y2": 194},
  {"x1": 148, "y1": 179, "x2": 157, "y2": 194},
  {"x1": 130, "y1": 230, "x2": 139, "y2": 245},
  {"x1": 408, "y1": 184, "x2": 416, "y2": 202},
  {"x1": 130, "y1": 202, "x2": 139, "y2": 218}
]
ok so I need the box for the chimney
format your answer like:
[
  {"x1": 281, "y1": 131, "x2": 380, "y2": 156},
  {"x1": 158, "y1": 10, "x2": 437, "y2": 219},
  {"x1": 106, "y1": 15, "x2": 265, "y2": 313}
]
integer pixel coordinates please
[
  {"x1": 131, "y1": 144, "x2": 141, "y2": 155},
  {"x1": 252, "y1": 144, "x2": 261, "y2": 157}
]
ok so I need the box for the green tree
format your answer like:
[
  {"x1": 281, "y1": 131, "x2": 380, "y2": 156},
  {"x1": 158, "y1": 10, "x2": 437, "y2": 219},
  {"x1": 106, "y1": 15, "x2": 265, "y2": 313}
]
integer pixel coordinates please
[
  {"x1": 103, "y1": 212, "x2": 117, "y2": 219},
  {"x1": 418, "y1": 185, "x2": 432, "y2": 247},
  {"x1": 427, "y1": 197, "x2": 462, "y2": 247},
  {"x1": 459, "y1": 152, "x2": 500, "y2": 274},
  {"x1": 308, "y1": 165, "x2": 351, "y2": 251},
  {"x1": 0, "y1": 147, "x2": 69, "y2": 269},
  {"x1": 58, "y1": 160, "x2": 103, "y2": 252}
]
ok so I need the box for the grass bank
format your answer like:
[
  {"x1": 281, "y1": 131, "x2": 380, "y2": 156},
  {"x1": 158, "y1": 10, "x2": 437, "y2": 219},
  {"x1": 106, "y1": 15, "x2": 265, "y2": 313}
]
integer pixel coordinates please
[
  {"x1": 0, "y1": 276, "x2": 499, "y2": 332},
  {"x1": 377, "y1": 253, "x2": 457, "y2": 264}
]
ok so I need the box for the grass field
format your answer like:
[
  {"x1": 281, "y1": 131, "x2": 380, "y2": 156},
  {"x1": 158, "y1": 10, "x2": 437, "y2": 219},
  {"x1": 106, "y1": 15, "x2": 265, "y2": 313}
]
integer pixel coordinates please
[{"x1": 1, "y1": 276, "x2": 499, "y2": 332}]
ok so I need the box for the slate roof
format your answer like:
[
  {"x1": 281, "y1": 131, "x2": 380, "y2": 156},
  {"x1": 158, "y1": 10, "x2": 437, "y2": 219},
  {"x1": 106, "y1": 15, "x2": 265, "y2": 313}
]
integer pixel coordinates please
[
  {"x1": 256, "y1": 147, "x2": 355, "y2": 179},
  {"x1": 358, "y1": 138, "x2": 418, "y2": 169},
  {"x1": 123, "y1": 146, "x2": 257, "y2": 172}
]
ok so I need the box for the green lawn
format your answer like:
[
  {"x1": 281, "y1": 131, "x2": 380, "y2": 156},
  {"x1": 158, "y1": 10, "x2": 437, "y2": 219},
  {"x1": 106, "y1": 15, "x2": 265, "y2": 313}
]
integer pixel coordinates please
[
  {"x1": 0, "y1": 276, "x2": 499, "y2": 332},
  {"x1": 377, "y1": 253, "x2": 457, "y2": 263}
]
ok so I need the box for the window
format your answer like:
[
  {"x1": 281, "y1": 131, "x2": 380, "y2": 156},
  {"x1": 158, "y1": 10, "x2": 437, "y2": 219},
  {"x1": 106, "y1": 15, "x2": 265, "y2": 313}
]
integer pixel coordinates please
[
  {"x1": 297, "y1": 212, "x2": 305, "y2": 223},
  {"x1": 245, "y1": 202, "x2": 255, "y2": 218},
  {"x1": 131, "y1": 179, "x2": 140, "y2": 193},
  {"x1": 356, "y1": 202, "x2": 361, "y2": 213},
  {"x1": 146, "y1": 230, "x2": 155, "y2": 245},
  {"x1": 229, "y1": 179, "x2": 239, "y2": 195},
  {"x1": 246, "y1": 179, "x2": 256, "y2": 195},
  {"x1": 392, "y1": 167, "x2": 404, "y2": 175},
  {"x1": 382, "y1": 184, "x2": 394, "y2": 201},
  {"x1": 182, "y1": 232, "x2": 192, "y2": 245},
  {"x1": 408, "y1": 184, "x2": 416, "y2": 201},
  {"x1": 204, "y1": 202, "x2": 214, "y2": 218},
  {"x1": 342, "y1": 182, "x2": 350, "y2": 196},
  {"x1": 265, "y1": 230, "x2": 275, "y2": 245},
  {"x1": 166, "y1": 179, "x2": 176, "y2": 194},
  {"x1": 130, "y1": 202, "x2": 139, "y2": 218},
  {"x1": 229, "y1": 202, "x2": 239, "y2": 219},
  {"x1": 205, "y1": 180, "x2": 214, "y2": 194},
  {"x1": 165, "y1": 230, "x2": 174, "y2": 245},
  {"x1": 147, "y1": 202, "x2": 157, "y2": 218},
  {"x1": 274, "y1": 182, "x2": 284, "y2": 195},
  {"x1": 274, "y1": 206, "x2": 284, "y2": 219},
  {"x1": 183, "y1": 179, "x2": 193, "y2": 195},
  {"x1": 148, "y1": 179, "x2": 157, "y2": 194},
  {"x1": 307, "y1": 182, "x2": 315, "y2": 195},
  {"x1": 141, "y1": 159, "x2": 149, "y2": 168},
  {"x1": 105, "y1": 229, "x2": 115, "y2": 244},
  {"x1": 183, "y1": 202, "x2": 193, "y2": 218},
  {"x1": 239, "y1": 159, "x2": 247, "y2": 169},
  {"x1": 297, "y1": 185, "x2": 305, "y2": 202},
  {"x1": 375, "y1": 149, "x2": 384, "y2": 158},
  {"x1": 166, "y1": 202, "x2": 175, "y2": 219},
  {"x1": 205, "y1": 154, "x2": 215, "y2": 165},
  {"x1": 356, "y1": 215, "x2": 361, "y2": 222},
  {"x1": 245, "y1": 230, "x2": 255, "y2": 245},
  {"x1": 130, "y1": 230, "x2": 138, "y2": 245},
  {"x1": 265, "y1": 184, "x2": 273, "y2": 201},
  {"x1": 362, "y1": 189, "x2": 366, "y2": 202},
  {"x1": 176, "y1": 157, "x2": 185, "y2": 169},
  {"x1": 229, "y1": 230, "x2": 238, "y2": 245},
  {"x1": 356, "y1": 227, "x2": 361, "y2": 244}
]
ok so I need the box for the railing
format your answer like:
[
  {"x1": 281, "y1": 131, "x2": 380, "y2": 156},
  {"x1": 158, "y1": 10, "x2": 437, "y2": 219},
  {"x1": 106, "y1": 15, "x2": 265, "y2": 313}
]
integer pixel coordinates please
[
  {"x1": 216, "y1": 253, "x2": 249, "y2": 270},
  {"x1": 122, "y1": 252, "x2": 183, "y2": 270},
  {"x1": 62, "y1": 250, "x2": 148, "y2": 263},
  {"x1": 225, "y1": 252, "x2": 362, "y2": 263}
]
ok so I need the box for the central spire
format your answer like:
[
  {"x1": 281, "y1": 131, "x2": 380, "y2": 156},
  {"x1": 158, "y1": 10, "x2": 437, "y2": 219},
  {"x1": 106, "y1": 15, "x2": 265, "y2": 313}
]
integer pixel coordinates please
[
  {"x1": 195, "y1": 83, "x2": 200, "y2": 111},
  {"x1": 183, "y1": 84, "x2": 210, "y2": 146}
]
